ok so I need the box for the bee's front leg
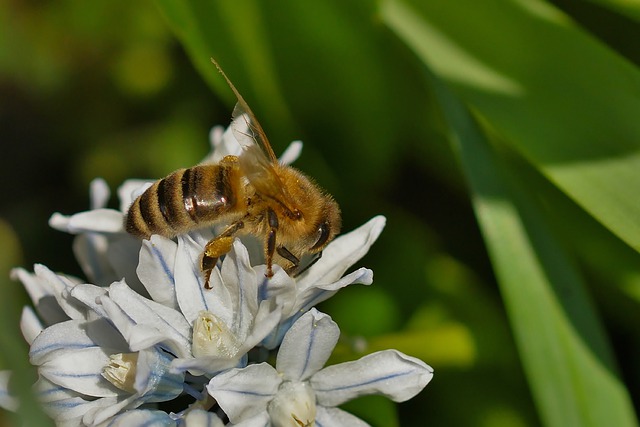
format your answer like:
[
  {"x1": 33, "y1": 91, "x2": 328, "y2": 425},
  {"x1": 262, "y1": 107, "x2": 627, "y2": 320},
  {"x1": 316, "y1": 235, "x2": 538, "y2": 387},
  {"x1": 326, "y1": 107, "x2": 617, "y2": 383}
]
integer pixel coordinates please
[
  {"x1": 202, "y1": 220, "x2": 244, "y2": 289},
  {"x1": 277, "y1": 246, "x2": 300, "y2": 274},
  {"x1": 265, "y1": 208, "x2": 280, "y2": 278}
]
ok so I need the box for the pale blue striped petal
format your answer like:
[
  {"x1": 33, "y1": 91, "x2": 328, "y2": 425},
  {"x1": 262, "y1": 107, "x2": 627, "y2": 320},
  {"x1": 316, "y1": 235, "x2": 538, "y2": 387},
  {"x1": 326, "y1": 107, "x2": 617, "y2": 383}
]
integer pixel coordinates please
[
  {"x1": 276, "y1": 309, "x2": 339, "y2": 382},
  {"x1": 49, "y1": 208, "x2": 124, "y2": 234},
  {"x1": 135, "y1": 348, "x2": 183, "y2": 402},
  {"x1": 0, "y1": 371, "x2": 18, "y2": 411},
  {"x1": 137, "y1": 235, "x2": 179, "y2": 309},
  {"x1": 311, "y1": 350, "x2": 433, "y2": 407},
  {"x1": 35, "y1": 377, "x2": 118, "y2": 425},
  {"x1": 296, "y1": 216, "x2": 385, "y2": 290},
  {"x1": 20, "y1": 306, "x2": 43, "y2": 345},
  {"x1": 105, "y1": 410, "x2": 175, "y2": 427},
  {"x1": 106, "y1": 280, "x2": 191, "y2": 356},
  {"x1": 207, "y1": 363, "x2": 280, "y2": 424},
  {"x1": 316, "y1": 406, "x2": 370, "y2": 427},
  {"x1": 175, "y1": 234, "x2": 219, "y2": 324},
  {"x1": 30, "y1": 320, "x2": 97, "y2": 365},
  {"x1": 40, "y1": 347, "x2": 120, "y2": 398},
  {"x1": 296, "y1": 267, "x2": 373, "y2": 314}
]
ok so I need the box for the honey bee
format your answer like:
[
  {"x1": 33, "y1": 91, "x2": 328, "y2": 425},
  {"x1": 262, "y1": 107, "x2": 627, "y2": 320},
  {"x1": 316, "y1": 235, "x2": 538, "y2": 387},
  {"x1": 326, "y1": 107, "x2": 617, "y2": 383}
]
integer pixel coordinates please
[{"x1": 125, "y1": 62, "x2": 341, "y2": 288}]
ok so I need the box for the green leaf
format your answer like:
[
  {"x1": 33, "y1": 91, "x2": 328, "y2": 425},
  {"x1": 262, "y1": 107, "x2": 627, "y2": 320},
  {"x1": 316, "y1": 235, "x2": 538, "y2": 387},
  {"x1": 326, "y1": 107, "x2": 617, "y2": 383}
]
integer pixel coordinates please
[
  {"x1": 585, "y1": 0, "x2": 640, "y2": 22},
  {"x1": 380, "y1": 0, "x2": 640, "y2": 255},
  {"x1": 384, "y1": 44, "x2": 637, "y2": 426},
  {"x1": 153, "y1": 0, "x2": 293, "y2": 132},
  {"x1": 0, "y1": 221, "x2": 54, "y2": 427}
]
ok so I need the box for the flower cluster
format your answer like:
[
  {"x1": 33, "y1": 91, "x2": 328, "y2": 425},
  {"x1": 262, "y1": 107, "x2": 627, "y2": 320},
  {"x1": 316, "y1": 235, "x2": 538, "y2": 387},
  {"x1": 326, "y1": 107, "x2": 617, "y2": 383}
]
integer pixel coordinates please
[{"x1": 9, "y1": 124, "x2": 433, "y2": 426}]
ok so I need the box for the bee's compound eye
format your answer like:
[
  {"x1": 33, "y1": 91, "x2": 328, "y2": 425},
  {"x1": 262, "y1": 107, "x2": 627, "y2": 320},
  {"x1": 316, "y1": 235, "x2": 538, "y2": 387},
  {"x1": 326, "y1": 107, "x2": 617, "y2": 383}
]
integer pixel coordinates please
[{"x1": 310, "y1": 221, "x2": 330, "y2": 251}]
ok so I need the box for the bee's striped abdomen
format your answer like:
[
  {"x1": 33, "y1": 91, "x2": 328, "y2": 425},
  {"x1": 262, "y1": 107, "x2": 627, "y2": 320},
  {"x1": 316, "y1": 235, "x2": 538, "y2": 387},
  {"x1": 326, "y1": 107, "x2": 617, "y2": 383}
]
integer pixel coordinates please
[{"x1": 125, "y1": 159, "x2": 243, "y2": 239}]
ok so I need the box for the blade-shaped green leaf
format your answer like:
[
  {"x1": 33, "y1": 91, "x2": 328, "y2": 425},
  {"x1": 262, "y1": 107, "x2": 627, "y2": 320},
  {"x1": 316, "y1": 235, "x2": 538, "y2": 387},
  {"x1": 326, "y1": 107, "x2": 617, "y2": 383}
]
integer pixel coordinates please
[
  {"x1": 585, "y1": 0, "x2": 640, "y2": 23},
  {"x1": 154, "y1": 0, "x2": 294, "y2": 134},
  {"x1": 381, "y1": 6, "x2": 638, "y2": 422},
  {"x1": 381, "y1": 0, "x2": 640, "y2": 255},
  {"x1": 417, "y1": 59, "x2": 636, "y2": 427}
]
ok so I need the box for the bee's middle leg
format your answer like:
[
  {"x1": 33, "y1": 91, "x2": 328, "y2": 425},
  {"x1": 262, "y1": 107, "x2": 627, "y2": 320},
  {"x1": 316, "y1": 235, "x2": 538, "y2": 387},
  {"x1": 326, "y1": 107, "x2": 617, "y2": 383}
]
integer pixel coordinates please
[
  {"x1": 202, "y1": 220, "x2": 244, "y2": 289},
  {"x1": 265, "y1": 208, "x2": 281, "y2": 278}
]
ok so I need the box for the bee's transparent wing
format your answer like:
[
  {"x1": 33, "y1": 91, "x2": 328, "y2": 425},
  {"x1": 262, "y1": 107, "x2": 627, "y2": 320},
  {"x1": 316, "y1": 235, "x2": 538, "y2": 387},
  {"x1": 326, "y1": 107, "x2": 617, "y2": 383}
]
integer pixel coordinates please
[{"x1": 212, "y1": 59, "x2": 295, "y2": 209}]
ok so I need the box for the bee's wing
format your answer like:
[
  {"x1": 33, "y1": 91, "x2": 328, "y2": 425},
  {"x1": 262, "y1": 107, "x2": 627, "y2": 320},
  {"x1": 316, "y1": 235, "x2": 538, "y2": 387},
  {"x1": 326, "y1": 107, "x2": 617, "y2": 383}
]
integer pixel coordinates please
[
  {"x1": 212, "y1": 59, "x2": 278, "y2": 163},
  {"x1": 212, "y1": 59, "x2": 296, "y2": 209}
]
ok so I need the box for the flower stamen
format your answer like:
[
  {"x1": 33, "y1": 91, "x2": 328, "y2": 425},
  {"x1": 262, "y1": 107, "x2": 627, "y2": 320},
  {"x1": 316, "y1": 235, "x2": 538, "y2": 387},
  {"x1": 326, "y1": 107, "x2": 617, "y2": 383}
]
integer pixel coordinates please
[{"x1": 102, "y1": 352, "x2": 138, "y2": 393}]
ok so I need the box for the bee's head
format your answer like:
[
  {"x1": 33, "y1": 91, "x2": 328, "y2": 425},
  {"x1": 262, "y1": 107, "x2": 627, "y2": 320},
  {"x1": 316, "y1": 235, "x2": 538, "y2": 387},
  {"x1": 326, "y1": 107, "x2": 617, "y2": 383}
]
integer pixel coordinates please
[{"x1": 308, "y1": 196, "x2": 341, "y2": 253}]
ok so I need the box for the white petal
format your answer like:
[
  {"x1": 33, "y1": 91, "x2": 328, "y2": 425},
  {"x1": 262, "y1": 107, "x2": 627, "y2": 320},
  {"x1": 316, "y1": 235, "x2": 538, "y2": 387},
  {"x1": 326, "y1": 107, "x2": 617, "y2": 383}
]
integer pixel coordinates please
[
  {"x1": 170, "y1": 354, "x2": 240, "y2": 375},
  {"x1": 311, "y1": 350, "x2": 433, "y2": 407},
  {"x1": 209, "y1": 125, "x2": 224, "y2": 150},
  {"x1": 29, "y1": 264, "x2": 86, "y2": 320},
  {"x1": 297, "y1": 216, "x2": 385, "y2": 289},
  {"x1": 11, "y1": 266, "x2": 69, "y2": 325},
  {"x1": 134, "y1": 348, "x2": 184, "y2": 402},
  {"x1": 175, "y1": 234, "x2": 220, "y2": 324},
  {"x1": 40, "y1": 347, "x2": 120, "y2": 397},
  {"x1": 90, "y1": 178, "x2": 111, "y2": 210},
  {"x1": 72, "y1": 233, "x2": 118, "y2": 286},
  {"x1": 204, "y1": 124, "x2": 243, "y2": 164},
  {"x1": 296, "y1": 267, "x2": 373, "y2": 314},
  {"x1": 103, "y1": 410, "x2": 175, "y2": 427},
  {"x1": 218, "y1": 240, "x2": 261, "y2": 343},
  {"x1": 35, "y1": 377, "x2": 118, "y2": 424},
  {"x1": 183, "y1": 409, "x2": 225, "y2": 427},
  {"x1": 239, "y1": 300, "x2": 282, "y2": 354},
  {"x1": 137, "y1": 235, "x2": 179, "y2": 308},
  {"x1": 316, "y1": 406, "x2": 371, "y2": 427},
  {"x1": 70, "y1": 283, "x2": 109, "y2": 317},
  {"x1": 106, "y1": 236, "x2": 147, "y2": 295},
  {"x1": 30, "y1": 320, "x2": 97, "y2": 365},
  {"x1": 231, "y1": 412, "x2": 270, "y2": 427},
  {"x1": 20, "y1": 306, "x2": 43, "y2": 345},
  {"x1": 49, "y1": 209, "x2": 124, "y2": 234},
  {"x1": 0, "y1": 371, "x2": 18, "y2": 411},
  {"x1": 84, "y1": 393, "x2": 140, "y2": 426},
  {"x1": 257, "y1": 265, "x2": 296, "y2": 312},
  {"x1": 207, "y1": 363, "x2": 280, "y2": 424},
  {"x1": 277, "y1": 309, "x2": 339, "y2": 382},
  {"x1": 118, "y1": 179, "x2": 153, "y2": 213},
  {"x1": 103, "y1": 281, "x2": 191, "y2": 357},
  {"x1": 278, "y1": 141, "x2": 303, "y2": 165}
]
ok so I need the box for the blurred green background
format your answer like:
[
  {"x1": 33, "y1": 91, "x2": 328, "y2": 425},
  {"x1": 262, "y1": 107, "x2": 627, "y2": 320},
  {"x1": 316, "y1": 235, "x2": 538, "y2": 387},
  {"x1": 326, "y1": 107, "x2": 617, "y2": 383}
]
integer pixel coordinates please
[{"x1": 2, "y1": 0, "x2": 640, "y2": 426}]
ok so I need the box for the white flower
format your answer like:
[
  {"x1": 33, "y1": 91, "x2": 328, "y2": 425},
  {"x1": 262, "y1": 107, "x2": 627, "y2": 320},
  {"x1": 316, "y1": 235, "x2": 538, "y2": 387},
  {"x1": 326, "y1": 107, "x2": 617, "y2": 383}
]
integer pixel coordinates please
[
  {"x1": 207, "y1": 309, "x2": 434, "y2": 426},
  {"x1": 102, "y1": 235, "x2": 285, "y2": 375},
  {"x1": 28, "y1": 313, "x2": 184, "y2": 425},
  {"x1": 11, "y1": 120, "x2": 433, "y2": 426}
]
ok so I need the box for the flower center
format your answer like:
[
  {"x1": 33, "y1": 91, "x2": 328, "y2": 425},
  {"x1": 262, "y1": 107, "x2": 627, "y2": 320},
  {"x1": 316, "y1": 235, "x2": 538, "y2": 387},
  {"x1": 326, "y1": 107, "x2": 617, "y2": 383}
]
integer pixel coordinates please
[
  {"x1": 102, "y1": 352, "x2": 138, "y2": 393},
  {"x1": 192, "y1": 310, "x2": 241, "y2": 359},
  {"x1": 268, "y1": 381, "x2": 317, "y2": 427}
]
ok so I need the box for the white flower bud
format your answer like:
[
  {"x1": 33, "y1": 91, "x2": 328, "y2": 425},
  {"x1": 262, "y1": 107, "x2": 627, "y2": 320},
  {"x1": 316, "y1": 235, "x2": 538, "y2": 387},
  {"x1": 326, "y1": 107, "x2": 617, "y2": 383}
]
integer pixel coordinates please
[
  {"x1": 268, "y1": 381, "x2": 316, "y2": 427},
  {"x1": 192, "y1": 310, "x2": 241, "y2": 359}
]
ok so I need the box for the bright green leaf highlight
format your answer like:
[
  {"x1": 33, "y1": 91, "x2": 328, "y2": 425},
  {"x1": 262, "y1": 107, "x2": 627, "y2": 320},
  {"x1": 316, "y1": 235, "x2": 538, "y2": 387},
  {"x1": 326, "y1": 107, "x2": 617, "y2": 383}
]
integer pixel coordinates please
[
  {"x1": 382, "y1": 2, "x2": 638, "y2": 424},
  {"x1": 382, "y1": 0, "x2": 640, "y2": 256}
]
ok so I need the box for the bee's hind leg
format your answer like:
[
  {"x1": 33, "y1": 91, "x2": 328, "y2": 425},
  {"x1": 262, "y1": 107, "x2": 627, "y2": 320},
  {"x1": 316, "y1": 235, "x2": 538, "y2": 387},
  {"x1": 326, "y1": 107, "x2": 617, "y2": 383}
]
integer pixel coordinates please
[{"x1": 202, "y1": 221, "x2": 244, "y2": 289}]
